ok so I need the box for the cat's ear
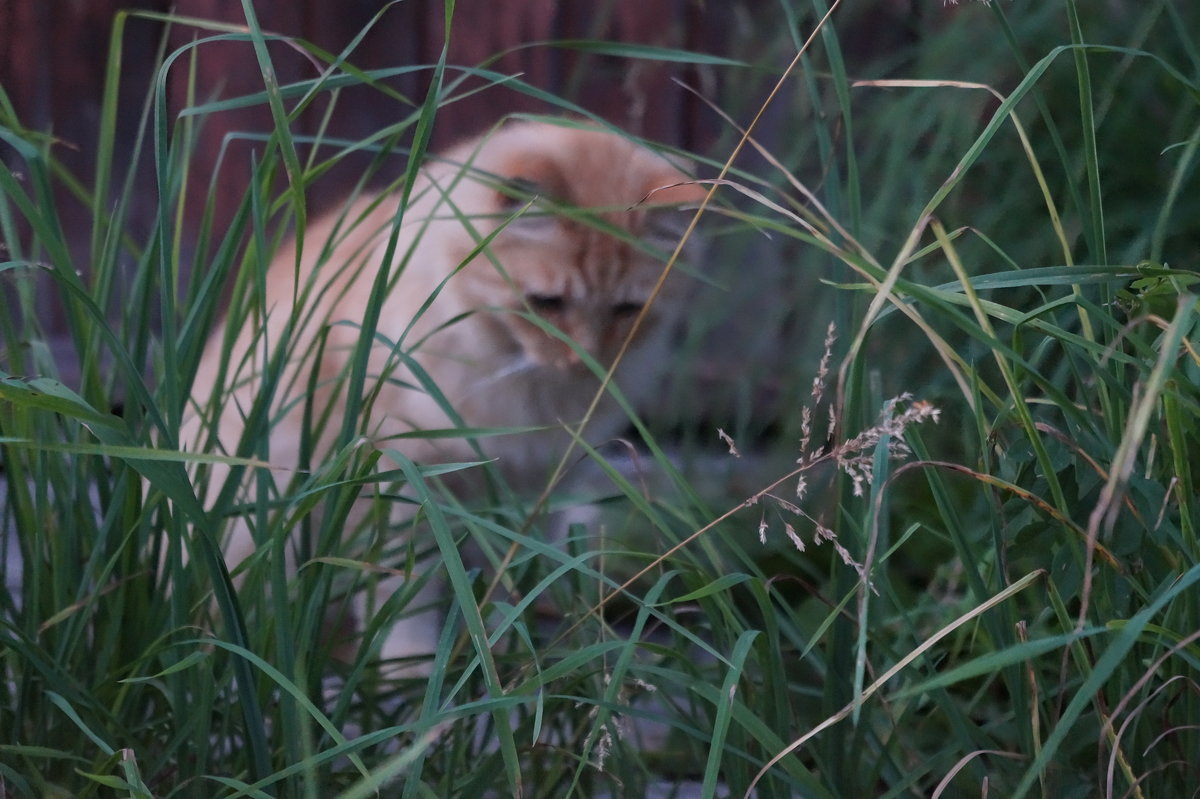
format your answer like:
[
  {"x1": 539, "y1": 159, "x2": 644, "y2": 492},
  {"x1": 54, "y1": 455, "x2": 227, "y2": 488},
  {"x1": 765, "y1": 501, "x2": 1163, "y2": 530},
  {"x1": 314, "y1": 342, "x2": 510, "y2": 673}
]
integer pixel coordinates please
[
  {"x1": 491, "y1": 176, "x2": 564, "y2": 241},
  {"x1": 494, "y1": 176, "x2": 552, "y2": 212},
  {"x1": 638, "y1": 166, "x2": 709, "y2": 208},
  {"x1": 642, "y1": 205, "x2": 701, "y2": 255},
  {"x1": 637, "y1": 168, "x2": 707, "y2": 252},
  {"x1": 493, "y1": 153, "x2": 569, "y2": 209},
  {"x1": 491, "y1": 155, "x2": 569, "y2": 239}
]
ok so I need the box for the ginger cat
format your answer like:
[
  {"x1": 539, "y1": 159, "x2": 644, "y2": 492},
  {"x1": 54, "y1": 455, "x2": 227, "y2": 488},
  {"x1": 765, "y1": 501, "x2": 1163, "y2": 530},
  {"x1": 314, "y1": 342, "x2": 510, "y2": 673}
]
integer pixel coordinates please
[{"x1": 183, "y1": 119, "x2": 705, "y2": 669}]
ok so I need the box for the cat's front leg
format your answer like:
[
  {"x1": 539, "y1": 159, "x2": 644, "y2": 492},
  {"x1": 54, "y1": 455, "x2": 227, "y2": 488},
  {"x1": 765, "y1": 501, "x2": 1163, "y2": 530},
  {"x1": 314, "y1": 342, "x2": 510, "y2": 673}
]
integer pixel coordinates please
[{"x1": 359, "y1": 565, "x2": 444, "y2": 678}]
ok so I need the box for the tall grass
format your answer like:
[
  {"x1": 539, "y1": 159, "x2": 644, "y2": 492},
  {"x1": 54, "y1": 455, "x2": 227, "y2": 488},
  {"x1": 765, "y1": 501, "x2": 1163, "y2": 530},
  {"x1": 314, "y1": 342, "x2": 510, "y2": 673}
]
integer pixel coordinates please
[{"x1": 2, "y1": 1, "x2": 1199, "y2": 797}]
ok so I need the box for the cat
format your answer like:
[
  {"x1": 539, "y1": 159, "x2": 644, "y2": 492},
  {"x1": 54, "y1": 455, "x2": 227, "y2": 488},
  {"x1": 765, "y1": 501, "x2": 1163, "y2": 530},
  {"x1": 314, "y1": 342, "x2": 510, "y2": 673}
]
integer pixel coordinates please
[{"x1": 181, "y1": 118, "x2": 706, "y2": 671}]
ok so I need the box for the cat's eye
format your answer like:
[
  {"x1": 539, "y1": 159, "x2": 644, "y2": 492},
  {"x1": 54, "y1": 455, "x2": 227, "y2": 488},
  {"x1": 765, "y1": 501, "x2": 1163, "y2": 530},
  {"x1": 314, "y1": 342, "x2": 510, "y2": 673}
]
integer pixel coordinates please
[
  {"x1": 611, "y1": 301, "x2": 645, "y2": 318},
  {"x1": 526, "y1": 293, "x2": 566, "y2": 314}
]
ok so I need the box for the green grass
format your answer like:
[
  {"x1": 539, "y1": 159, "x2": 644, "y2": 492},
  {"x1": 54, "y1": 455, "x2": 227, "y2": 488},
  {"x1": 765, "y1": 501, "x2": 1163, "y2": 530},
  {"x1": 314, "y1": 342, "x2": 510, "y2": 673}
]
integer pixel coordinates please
[{"x1": 2, "y1": 1, "x2": 1199, "y2": 796}]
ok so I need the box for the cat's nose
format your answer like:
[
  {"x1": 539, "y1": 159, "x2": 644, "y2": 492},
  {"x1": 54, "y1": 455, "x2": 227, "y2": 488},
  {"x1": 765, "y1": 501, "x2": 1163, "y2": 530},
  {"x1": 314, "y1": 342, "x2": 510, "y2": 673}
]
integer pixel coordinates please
[
  {"x1": 560, "y1": 344, "x2": 585, "y2": 367},
  {"x1": 560, "y1": 327, "x2": 598, "y2": 366}
]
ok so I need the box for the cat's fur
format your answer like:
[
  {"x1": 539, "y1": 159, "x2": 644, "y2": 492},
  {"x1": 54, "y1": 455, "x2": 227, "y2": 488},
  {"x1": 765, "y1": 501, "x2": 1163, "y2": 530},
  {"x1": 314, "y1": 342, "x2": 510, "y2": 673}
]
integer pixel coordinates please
[{"x1": 183, "y1": 119, "x2": 705, "y2": 667}]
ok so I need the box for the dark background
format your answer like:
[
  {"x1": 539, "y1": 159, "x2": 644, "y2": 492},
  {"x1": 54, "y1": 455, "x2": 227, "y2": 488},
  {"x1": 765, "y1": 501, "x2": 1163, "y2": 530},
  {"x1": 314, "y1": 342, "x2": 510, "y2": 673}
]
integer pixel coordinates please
[
  {"x1": 1, "y1": 0, "x2": 730, "y2": 242},
  {"x1": 0, "y1": 0, "x2": 918, "y2": 389}
]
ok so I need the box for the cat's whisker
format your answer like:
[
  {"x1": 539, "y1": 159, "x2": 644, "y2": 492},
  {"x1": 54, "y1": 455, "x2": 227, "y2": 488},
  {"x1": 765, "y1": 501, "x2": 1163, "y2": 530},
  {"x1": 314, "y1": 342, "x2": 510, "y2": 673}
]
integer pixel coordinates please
[{"x1": 460, "y1": 355, "x2": 539, "y2": 397}]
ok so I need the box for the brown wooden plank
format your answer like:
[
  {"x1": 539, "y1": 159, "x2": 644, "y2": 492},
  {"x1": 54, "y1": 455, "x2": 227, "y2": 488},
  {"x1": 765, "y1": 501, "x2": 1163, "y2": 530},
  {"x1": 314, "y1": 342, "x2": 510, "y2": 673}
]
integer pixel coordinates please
[{"x1": 3, "y1": 0, "x2": 733, "y2": 385}]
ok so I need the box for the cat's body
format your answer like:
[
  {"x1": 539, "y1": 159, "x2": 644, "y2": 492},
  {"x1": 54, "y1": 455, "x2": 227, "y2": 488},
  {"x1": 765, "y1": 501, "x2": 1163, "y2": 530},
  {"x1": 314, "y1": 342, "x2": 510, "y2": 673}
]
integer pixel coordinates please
[{"x1": 183, "y1": 119, "x2": 704, "y2": 667}]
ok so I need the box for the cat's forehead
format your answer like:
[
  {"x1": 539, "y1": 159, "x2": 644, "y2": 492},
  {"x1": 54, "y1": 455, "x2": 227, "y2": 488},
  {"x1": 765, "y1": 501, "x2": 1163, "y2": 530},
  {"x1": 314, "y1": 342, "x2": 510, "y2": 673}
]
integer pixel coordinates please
[
  {"x1": 509, "y1": 228, "x2": 666, "y2": 295},
  {"x1": 473, "y1": 123, "x2": 702, "y2": 211}
]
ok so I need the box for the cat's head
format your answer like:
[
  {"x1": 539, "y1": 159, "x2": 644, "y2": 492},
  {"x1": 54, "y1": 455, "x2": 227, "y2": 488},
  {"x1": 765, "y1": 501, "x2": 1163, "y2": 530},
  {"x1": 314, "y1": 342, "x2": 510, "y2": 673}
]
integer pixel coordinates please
[{"x1": 441, "y1": 120, "x2": 707, "y2": 373}]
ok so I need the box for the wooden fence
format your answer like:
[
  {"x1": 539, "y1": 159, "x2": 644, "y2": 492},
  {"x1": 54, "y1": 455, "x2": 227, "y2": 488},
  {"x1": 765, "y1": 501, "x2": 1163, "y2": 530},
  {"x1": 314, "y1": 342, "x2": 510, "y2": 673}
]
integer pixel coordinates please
[
  {"x1": 1, "y1": 0, "x2": 919, "y2": 384},
  {"x1": 2, "y1": 0, "x2": 729, "y2": 235},
  {"x1": 1, "y1": 0, "x2": 744, "y2": 383}
]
